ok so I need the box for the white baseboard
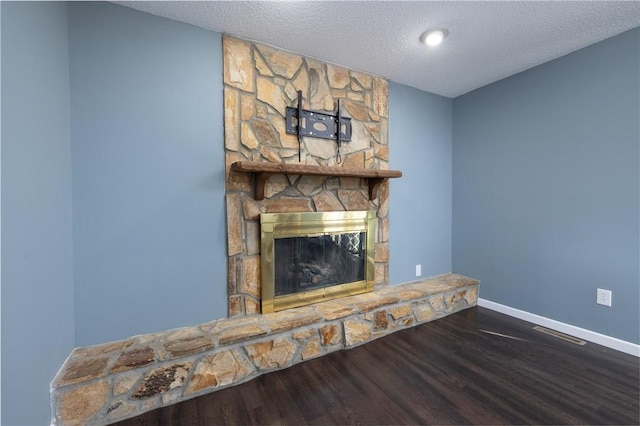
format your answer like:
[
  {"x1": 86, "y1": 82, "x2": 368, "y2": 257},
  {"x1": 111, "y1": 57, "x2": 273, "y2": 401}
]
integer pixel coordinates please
[{"x1": 478, "y1": 298, "x2": 640, "y2": 357}]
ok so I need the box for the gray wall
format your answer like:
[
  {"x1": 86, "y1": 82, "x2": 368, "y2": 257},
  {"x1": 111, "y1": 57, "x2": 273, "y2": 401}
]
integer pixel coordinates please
[
  {"x1": 1, "y1": 2, "x2": 75, "y2": 424},
  {"x1": 452, "y1": 28, "x2": 640, "y2": 343},
  {"x1": 389, "y1": 82, "x2": 453, "y2": 284},
  {"x1": 68, "y1": 2, "x2": 227, "y2": 346}
]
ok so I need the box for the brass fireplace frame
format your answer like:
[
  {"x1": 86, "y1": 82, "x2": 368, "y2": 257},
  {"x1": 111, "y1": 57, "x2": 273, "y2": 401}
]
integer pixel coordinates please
[{"x1": 260, "y1": 210, "x2": 376, "y2": 313}]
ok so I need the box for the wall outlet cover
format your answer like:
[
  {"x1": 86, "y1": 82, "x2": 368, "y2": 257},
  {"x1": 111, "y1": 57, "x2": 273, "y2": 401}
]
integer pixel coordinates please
[{"x1": 596, "y1": 288, "x2": 612, "y2": 307}]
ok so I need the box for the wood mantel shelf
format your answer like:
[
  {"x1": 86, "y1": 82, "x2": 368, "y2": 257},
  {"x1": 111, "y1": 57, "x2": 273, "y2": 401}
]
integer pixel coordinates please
[{"x1": 231, "y1": 161, "x2": 402, "y2": 201}]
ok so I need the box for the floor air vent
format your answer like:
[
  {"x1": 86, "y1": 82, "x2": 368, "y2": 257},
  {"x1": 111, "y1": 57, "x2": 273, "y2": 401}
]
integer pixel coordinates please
[{"x1": 533, "y1": 326, "x2": 587, "y2": 345}]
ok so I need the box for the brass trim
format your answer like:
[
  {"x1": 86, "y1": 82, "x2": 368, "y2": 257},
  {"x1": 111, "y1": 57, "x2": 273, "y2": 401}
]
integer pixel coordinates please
[{"x1": 260, "y1": 210, "x2": 376, "y2": 313}]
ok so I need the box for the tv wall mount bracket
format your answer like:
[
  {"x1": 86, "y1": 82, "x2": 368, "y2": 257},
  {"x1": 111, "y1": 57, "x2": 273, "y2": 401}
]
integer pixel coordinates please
[{"x1": 285, "y1": 90, "x2": 352, "y2": 163}]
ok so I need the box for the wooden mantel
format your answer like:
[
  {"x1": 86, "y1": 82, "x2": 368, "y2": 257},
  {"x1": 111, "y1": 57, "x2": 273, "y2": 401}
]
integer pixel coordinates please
[{"x1": 231, "y1": 161, "x2": 402, "y2": 201}]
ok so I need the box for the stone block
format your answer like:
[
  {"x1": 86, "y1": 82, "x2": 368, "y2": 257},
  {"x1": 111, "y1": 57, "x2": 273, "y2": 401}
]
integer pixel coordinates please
[
  {"x1": 254, "y1": 49, "x2": 273, "y2": 76},
  {"x1": 305, "y1": 137, "x2": 338, "y2": 160},
  {"x1": 257, "y1": 77, "x2": 287, "y2": 115},
  {"x1": 292, "y1": 328, "x2": 316, "y2": 341},
  {"x1": 71, "y1": 339, "x2": 134, "y2": 359},
  {"x1": 268, "y1": 50, "x2": 303, "y2": 79},
  {"x1": 348, "y1": 90, "x2": 364, "y2": 101},
  {"x1": 111, "y1": 347, "x2": 155, "y2": 374},
  {"x1": 226, "y1": 193, "x2": 243, "y2": 256},
  {"x1": 252, "y1": 119, "x2": 279, "y2": 147},
  {"x1": 241, "y1": 256, "x2": 261, "y2": 298},
  {"x1": 266, "y1": 307, "x2": 323, "y2": 333},
  {"x1": 185, "y1": 350, "x2": 255, "y2": 395},
  {"x1": 375, "y1": 243, "x2": 389, "y2": 262},
  {"x1": 428, "y1": 294, "x2": 445, "y2": 313},
  {"x1": 413, "y1": 303, "x2": 436, "y2": 323},
  {"x1": 268, "y1": 113, "x2": 298, "y2": 149},
  {"x1": 223, "y1": 37, "x2": 254, "y2": 92},
  {"x1": 228, "y1": 295, "x2": 243, "y2": 317},
  {"x1": 245, "y1": 296, "x2": 261, "y2": 315},
  {"x1": 342, "y1": 100, "x2": 367, "y2": 121},
  {"x1": 351, "y1": 71, "x2": 372, "y2": 89},
  {"x1": 164, "y1": 336, "x2": 215, "y2": 358},
  {"x1": 246, "y1": 221, "x2": 260, "y2": 255},
  {"x1": 114, "y1": 375, "x2": 138, "y2": 396},
  {"x1": 240, "y1": 122, "x2": 259, "y2": 150},
  {"x1": 464, "y1": 286, "x2": 478, "y2": 306},
  {"x1": 240, "y1": 94, "x2": 255, "y2": 120},
  {"x1": 264, "y1": 174, "x2": 288, "y2": 198},
  {"x1": 301, "y1": 337, "x2": 322, "y2": 360},
  {"x1": 307, "y1": 58, "x2": 334, "y2": 111},
  {"x1": 105, "y1": 401, "x2": 138, "y2": 423},
  {"x1": 327, "y1": 64, "x2": 350, "y2": 89},
  {"x1": 373, "y1": 77, "x2": 388, "y2": 117},
  {"x1": 296, "y1": 175, "x2": 326, "y2": 196},
  {"x1": 313, "y1": 191, "x2": 345, "y2": 212},
  {"x1": 242, "y1": 197, "x2": 264, "y2": 220},
  {"x1": 373, "y1": 310, "x2": 389, "y2": 332},
  {"x1": 315, "y1": 300, "x2": 358, "y2": 320},
  {"x1": 245, "y1": 338, "x2": 297, "y2": 371},
  {"x1": 389, "y1": 305, "x2": 412, "y2": 320},
  {"x1": 337, "y1": 189, "x2": 370, "y2": 211},
  {"x1": 57, "y1": 380, "x2": 108, "y2": 426},
  {"x1": 219, "y1": 324, "x2": 268, "y2": 345},
  {"x1": 374, "y1": 264, "x2": 387, "y2": 287},
  {"x1": 319, "y1": 324, "x2": 341, "y2": 346},
  {"x1": 292, "y1": 65, "x2": 309, "y2": 97},
  {"x1": 445, "y1": 289, "x2": 469, "y2": 312},
  {"x1": 55, "y1": 357, "x2": 109, "y2": 387},
  {"x1": 344, "y1": 320, "x2": 372, "y2": 347},
  {"x1": 379, "y1": 216, "x2": 390, "y2": 243},
  {"x1": 131, "y1": 362, "x2": 192, "y2": 399},
  {"x1": 264, "y1": 197, "x2": 313, "y2": 213},
  {"x1": 224, "y1": 88, "x2": 239, "y2": 151},
  {"x1": 260, "y1": 145, "x2": 282, "y2": 163},
  {"x1": 225, "y1": 152, "x2": 252, "y2": 192},
  {"x1": 385, "y1": 289, "x2": 428, "y2": 302},
  {"x1": 342, "y1": 152, "x2": 365, "y2": 169},
  {"x1": 356, "y1": 296, "x2": 399, "y2": 313}
]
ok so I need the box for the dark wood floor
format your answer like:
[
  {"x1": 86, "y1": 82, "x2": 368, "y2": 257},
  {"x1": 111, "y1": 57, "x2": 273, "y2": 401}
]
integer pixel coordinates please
[{"x1": 115, "y1": 307, "x2": 639, "y2": 425}]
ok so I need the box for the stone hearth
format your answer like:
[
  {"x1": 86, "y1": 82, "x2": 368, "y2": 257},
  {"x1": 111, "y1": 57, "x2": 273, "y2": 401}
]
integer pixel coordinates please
[{"x1": 51, "y1": 274, "x2": 478, "y2": 425}]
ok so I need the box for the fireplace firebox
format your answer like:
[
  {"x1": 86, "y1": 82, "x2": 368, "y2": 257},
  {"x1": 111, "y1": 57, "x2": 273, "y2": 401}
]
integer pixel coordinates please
[{"x1": 260, "y1": 210, "x2": 375, "y2": 313}]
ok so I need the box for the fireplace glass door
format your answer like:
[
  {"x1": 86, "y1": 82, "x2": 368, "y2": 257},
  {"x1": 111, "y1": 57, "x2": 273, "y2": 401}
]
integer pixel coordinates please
[
  {"x1": 260, "y1": 210, "x2": 375, "y2": 313},
  {"x1": 274, "y1": 232, "x2": 365, "y2": 296}
]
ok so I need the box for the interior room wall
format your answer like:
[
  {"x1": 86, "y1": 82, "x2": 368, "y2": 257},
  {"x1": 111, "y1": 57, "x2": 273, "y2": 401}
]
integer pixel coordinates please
[
  {"x1": 67, "y1": 2, "x2": 227, "y2": 346},
  {"x1": 452, "y1": 28, "x2": 640, "y2": 344},
  {"x1": 1, "y1": 3, "x2": 75, "y2": 424},
  {"x1": 389, "y1": 82, "x2": 453, "y2": 284}
]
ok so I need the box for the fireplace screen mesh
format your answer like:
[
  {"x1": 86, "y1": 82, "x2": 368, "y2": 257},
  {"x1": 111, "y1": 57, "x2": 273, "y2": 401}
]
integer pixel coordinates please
[{"x1": 274, "y1": 232, "x2": 365, "y2": 296}]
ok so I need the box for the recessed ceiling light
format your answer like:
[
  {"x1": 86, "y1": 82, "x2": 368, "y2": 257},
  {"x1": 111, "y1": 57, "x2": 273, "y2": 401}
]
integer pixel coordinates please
[{"x1": 421, "y1": 29, "x2": 448, "y2": 47}]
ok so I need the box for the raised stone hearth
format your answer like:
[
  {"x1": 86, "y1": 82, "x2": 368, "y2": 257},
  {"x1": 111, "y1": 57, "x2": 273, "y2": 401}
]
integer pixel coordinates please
[{"x1": 51, "y1": 274, "x2": 478, "y2": 425}]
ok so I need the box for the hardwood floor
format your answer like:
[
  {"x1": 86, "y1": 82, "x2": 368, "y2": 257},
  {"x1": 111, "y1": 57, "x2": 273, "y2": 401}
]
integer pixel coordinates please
[{"x1": 115, "y1": 307, "x2": 639, "y2": 425}]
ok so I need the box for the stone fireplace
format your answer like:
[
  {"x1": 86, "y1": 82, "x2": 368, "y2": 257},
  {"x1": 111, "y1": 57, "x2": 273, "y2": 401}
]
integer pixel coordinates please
[
  {"x1": 49, "y1": 34, "x2": 480, "y2": 426},
  {"x1": 223, "y1": 35, "x2": 392, "y2": 316}
]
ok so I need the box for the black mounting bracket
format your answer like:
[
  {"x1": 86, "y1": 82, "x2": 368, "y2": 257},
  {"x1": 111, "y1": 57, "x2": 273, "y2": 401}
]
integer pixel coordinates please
[{"x1": 285, "y1": 92, "x2": 352, "y2": 142}]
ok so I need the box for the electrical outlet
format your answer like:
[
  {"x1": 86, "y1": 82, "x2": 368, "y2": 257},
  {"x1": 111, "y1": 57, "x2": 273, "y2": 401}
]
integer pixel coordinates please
[
  {"x1": 416, "y1": 264, "x2": 421, "y2": 277},
  {"x1": 597, "y1": 288, "x2": 612, "y2": 307}
]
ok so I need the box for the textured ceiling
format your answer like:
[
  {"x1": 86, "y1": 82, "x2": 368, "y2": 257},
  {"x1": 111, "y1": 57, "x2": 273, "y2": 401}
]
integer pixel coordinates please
[{"x1": 114, "y1": 1, "x2": 640, "y2": 98}]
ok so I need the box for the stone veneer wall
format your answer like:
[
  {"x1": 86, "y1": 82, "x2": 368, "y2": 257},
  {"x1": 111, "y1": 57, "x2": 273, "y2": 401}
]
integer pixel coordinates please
[
  {"x1": 51, "y1": 274, "x2": 478, "y2": 425},
  {"x1": 223, "y1": 36, "x2": 391, "y2": 316}
]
